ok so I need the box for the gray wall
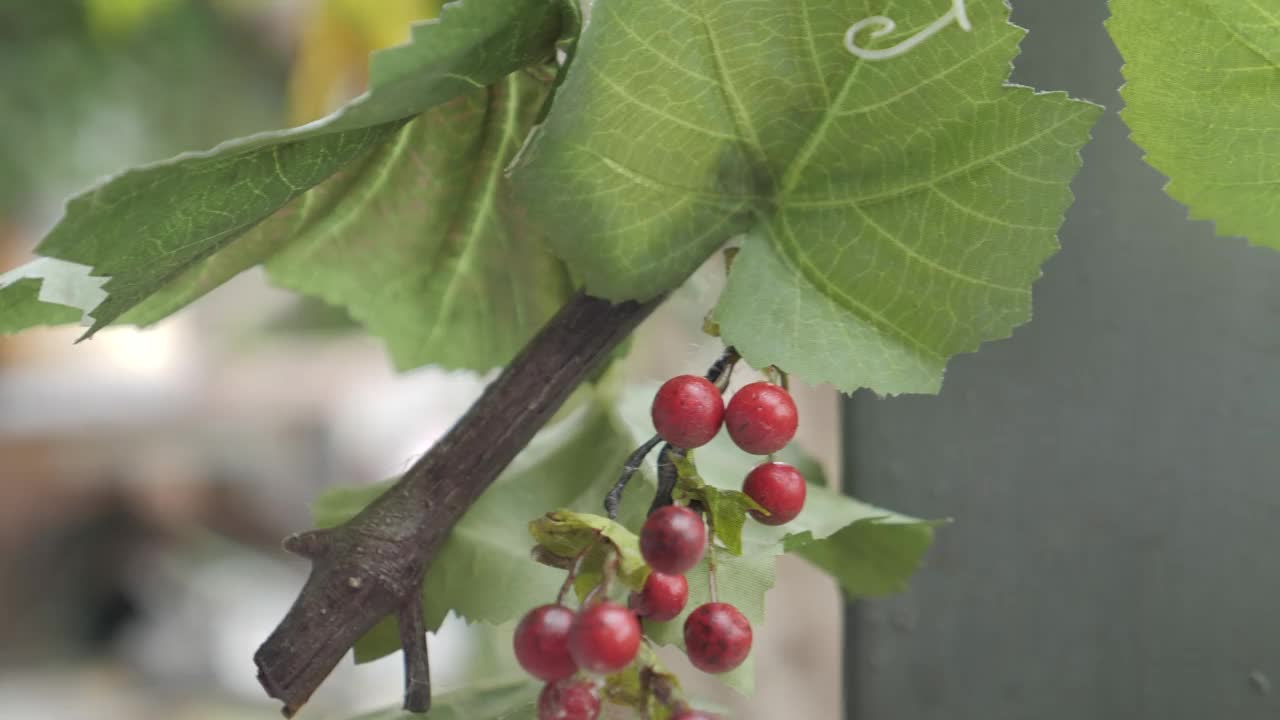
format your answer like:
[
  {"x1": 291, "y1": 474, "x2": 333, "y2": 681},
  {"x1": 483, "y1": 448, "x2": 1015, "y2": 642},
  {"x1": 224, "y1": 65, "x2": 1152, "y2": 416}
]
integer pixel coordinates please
[{"x1": 842, "y1": 1, "x2": 1280, "y2": 718}]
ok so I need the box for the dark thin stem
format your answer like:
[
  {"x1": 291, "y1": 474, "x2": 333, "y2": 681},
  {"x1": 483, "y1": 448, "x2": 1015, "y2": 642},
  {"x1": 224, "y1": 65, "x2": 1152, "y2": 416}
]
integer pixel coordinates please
[
  {"x1": 640, "y1": 667, "x2": 653, "y2": 720},
  {"x1": 398, "y1": 594, "x2": 431, "y2": 714},
  {"x1": 604, "y1": 434, "x2": 662, "y2": 519},
  {"x1": 642, "y1": 666, "x2": 684, "y2": 712},
  {"x1": 648, "y1": 444, "x2": 683, "y2": 515},
  {"x1": 703, "y1": 508, "x2": 719, "y2": 604},
  {"x1": 254, "y1": 291, "x2": 662, "y2": 717},
  {"x1": 607, "y1": 346, "x2": 739, "y2": 520},
  {"x1": 707, "y1": 346, "x2": 740, "y2": 390},
  {"x1": 556, "y1": 539, "x2": 596, "y2": 606},
  {"x1": 583, "y1": 546, "x2": 620, "y2": 606}
]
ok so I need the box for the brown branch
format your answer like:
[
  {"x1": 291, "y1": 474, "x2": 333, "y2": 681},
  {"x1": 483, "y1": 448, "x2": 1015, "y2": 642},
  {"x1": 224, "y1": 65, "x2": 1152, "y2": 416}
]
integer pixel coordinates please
[
  {"x1": 399, "y1": 592, "x2": 431, "y2": 714},
  {"x1": 254, "y1": 290, "x2": 663, "y2": 716}
]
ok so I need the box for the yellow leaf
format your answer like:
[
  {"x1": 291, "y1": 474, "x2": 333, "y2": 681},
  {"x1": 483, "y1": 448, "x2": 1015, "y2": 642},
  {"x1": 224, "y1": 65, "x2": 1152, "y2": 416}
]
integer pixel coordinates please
[{"x1": 85, "y1": 0, "x2": 179, "y2": 38}]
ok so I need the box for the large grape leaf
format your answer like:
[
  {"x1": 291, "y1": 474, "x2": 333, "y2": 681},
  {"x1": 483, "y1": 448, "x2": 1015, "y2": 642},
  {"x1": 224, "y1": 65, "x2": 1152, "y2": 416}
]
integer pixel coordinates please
[
  {"x1": 513, "y1": 0, "x2": 1100, "y2": 393},
  {"x1": 127, "y1": 69, "x2": 573, "y2": 371},
  {"x1": 1109, "y1": 0, "x2": 1280, "y2": 249},
  {"x1": 0, "y1": 0, "x2": 571, "y2": 349}
]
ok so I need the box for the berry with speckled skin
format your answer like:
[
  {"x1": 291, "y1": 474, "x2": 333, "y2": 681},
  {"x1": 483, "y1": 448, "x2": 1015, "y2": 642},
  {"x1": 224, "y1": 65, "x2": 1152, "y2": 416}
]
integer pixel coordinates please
[
  {"x1": 537, "y1": 678, "x2": 600, "y2": 720},
  {"x1": 514, "y1": 604, "x2": 578, "y2": 681},
  {"x1": 652, "y1": 375, "x2": 724, "y2": 449},
  {"x1": 629, "y1": 571, "x2": 689, "y2": 622},
  {"x1": 671, "y1": 710, "x2": 719, "y2": 720},
  {"x1": 640, "y1": 505, "x2": 706, "y2": 575},
  {"x1": 724, "y1": 382, "x2": 798, "y2": 455},
  {"x1": 567, "y1": 602, "x2": 642, "y2": 673},
  {"x1": 684, "y1": 602, "x2": 752, "y2": 674},
  {"x1": 743, "y1": 462, "x2": 807, "y2": 525}
]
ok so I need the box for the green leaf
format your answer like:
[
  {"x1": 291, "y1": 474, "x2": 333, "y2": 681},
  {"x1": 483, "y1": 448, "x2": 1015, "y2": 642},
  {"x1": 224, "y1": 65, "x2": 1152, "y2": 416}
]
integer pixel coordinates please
[
  {"x1": 529, "y1": 509, "x2": 650, "y2": 591},
  {"x1": 3, "y1": 0, "x2": 570, "y2": 343},
  {"x1": 348, "y1": 676, "x2": 539, "y2": 720},
  {"x1": 599, "y1": 645, "x2": 689, "y2": 719},
  {"x1": 0, "y1": 260, "x2": 102, "y2": 331},
  {"x1": 264, "y1": 70, "x2": 571, "y2": 371},
  {"x1": 670, "y1": 453, "x2": 767, "y2": 556},
  {"x1": 1109, "y1": 0, "x2": 1280, "y2": 249},
  {"x1": 514, "y1": 0, "x2": 1099, "y2": 393},
  {"x1": 127, "y1": 67, "x2": 572, "y2": 371},
  {"x1": 788, "y1": 518, "x2": 938, "y2": 597}
]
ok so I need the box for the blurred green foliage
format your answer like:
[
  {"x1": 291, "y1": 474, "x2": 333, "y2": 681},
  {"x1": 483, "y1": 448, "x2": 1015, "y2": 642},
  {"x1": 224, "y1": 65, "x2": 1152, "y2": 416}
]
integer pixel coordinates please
[{"x1": 0, "y1": 0, "x2": 288, "y2": 223}]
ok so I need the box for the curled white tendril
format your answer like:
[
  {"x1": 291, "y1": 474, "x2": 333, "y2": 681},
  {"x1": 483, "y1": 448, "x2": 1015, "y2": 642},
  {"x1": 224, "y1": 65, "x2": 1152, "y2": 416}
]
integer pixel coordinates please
[{"x1": 844, "y1": 0, "x2": 972, "y2": 61}]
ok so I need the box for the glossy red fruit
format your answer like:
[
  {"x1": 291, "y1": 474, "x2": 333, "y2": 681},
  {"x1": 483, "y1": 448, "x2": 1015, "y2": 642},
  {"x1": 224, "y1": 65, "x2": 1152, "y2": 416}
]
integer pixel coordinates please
[
  {"x1": 651, "y1": 375, "x2": 724, "y2": 449},
  {"x1": 538, "y1": 678, "x2": 601, "y2": 720},
  {"x1": 568, "y1": 602, "x2": 642, "y2": 673},
  {"x1": 629, "y1": 571, "x2": 689, "y2": 622},
  {"x1": 742, "y1": 462, "x2": 807, "y2": 525},
  {"x1": 514, "y1": 604, "x2": 578, "y2": 681},
  {"x1": 671, "y1": 710, "x2": 720, "y2": 720},
  {"x1": 640, "y1": 505, "x2": 707, "y2": 575},
  {"x1": 724, "y1": 382, "x2": 798, "y2": 455},
  {"x1": 684, "y1": 602, "x2": 753, "y2": 674}
]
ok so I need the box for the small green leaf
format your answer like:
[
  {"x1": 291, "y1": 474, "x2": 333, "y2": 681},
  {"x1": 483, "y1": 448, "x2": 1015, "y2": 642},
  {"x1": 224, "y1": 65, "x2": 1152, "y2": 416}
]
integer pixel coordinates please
[
  {"x1": 4, "y1": 0, "x2": 572, "y2": 341},
  {"x1": 705, "y1": 486, "x2": 767, "y2": 556},
  {"x1": 348, "y1": 676, "x2": 539, "y2": 720},
  {"x1": 1109, "y1": 0, "x2": 1280, "y2": 249},
  {"x1": 530, "y1": 509, "x2": 650, "y2": 591},
  {"x1": 669, "y1": 454, "x2": 766, "y2": 557},
  {"x1": 514, "y1": 0, "x2": 1099, "y2": 393},
  {"x1": 0, "y1": 276, "x2": 83, "y2": 333},
  {"x1": 600, "y1": 646, "x2": 686, "y2": 719},
  {"x1": 788, "y1": 518, "x2": 939, "y2": 597}
]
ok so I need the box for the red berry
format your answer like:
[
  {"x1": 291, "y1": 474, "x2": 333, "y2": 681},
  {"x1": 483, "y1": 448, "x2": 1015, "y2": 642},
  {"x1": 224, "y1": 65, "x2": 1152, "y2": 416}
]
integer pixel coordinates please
[
  {"x1": 742, "y1": 462, "x2": 807, "y2": 525},
  {"x1": 629, "y1": 571, "x2": 689, "y2": 622},
  {"x1": 671, "y1": 710, "x2": 720, "y2": 720},
  {"x1": 684, "y1": 602, "x2": 752, "y2": 674},
  {"x1": 514, "y1": 604, "x2": 578, "y2": 681},
  {"x1": 567, "y1": 602, "x2": 642, "y2": 673},
  {"x1": 652, "y1": 375, "x2": 724, "y2": 449},
  {"x1": 724, "y1": 382, "x2": 798, "y2": 455},
  {"x1": 538, "y1": 678, "x2": 600, "y2": 720},
  {"x1": 640, "y1": 505, "x2": 706, "y2": 575}
]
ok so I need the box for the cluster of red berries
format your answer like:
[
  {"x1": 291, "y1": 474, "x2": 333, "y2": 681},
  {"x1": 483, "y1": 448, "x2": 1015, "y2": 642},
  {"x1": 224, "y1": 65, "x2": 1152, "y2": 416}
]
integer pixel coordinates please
[
  {"x1": 652, "y1": 375, "x2": 807, "y2": 525},
  {"x1": 514, "y1": 571, "x2": 721, "y2": 719},
  {"x1": 514, "y1": 599, "x2": 641, "y2": 720},
  {"x1": 635, "y1": 505, "x2": 751, "y2": 675},
  {"x1": 514, "y1": 367, "x2": 806, "y2": 719},
  {"x1": 514, "y1": 505, "x2": 737, "y2": 719}
]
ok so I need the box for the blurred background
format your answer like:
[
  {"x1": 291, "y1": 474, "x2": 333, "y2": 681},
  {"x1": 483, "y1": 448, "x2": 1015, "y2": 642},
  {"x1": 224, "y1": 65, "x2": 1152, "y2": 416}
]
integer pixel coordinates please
[{"x1": 0, "y1": 2, "x2": 843, "y2": 718}]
